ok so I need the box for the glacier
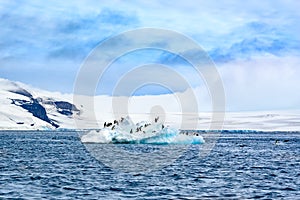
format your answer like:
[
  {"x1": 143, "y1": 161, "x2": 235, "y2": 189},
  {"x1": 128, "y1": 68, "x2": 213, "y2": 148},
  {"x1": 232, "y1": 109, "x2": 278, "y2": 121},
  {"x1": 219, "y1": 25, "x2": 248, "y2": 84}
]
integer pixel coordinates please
[{"x1": 0, "y1": 78, "x2": 300, "y2": 131}]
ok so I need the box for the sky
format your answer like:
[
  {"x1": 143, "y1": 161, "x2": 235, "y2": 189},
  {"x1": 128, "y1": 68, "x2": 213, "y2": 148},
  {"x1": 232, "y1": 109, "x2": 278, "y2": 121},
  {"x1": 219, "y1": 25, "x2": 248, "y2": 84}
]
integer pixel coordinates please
[{"x1": 0, "y1": 0, "x2": 300, "y2": 111}]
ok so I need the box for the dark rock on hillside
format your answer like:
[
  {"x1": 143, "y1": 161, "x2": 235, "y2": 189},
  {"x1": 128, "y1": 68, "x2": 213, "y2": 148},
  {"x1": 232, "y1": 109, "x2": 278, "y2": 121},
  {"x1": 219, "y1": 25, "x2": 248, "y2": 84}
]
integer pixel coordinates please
[
  {"x1": 54, "y1": 101, "x2": 79, "y2": 116},
  {"x1": 9, "y1": 88, "x2": 33, "y2": 99},
  {"x1": 11, "y1": 99, "x2": 59, "y2": 128},
  {"x1": 8, "y1": 82, "x2": 33, "y2": 98},
  {"x1": 57, "y1": 109, "x2": 73, "y2": 116},
  {"x1": 54, "y1": 101, "x2": 79, "y2": 111}
]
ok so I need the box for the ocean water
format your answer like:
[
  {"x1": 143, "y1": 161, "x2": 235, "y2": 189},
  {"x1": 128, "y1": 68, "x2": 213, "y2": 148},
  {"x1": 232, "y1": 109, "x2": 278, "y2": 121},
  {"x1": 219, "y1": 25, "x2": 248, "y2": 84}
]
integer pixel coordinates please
[{"x1": 0, "y1": 131, "x2": 299, "y2": 199}]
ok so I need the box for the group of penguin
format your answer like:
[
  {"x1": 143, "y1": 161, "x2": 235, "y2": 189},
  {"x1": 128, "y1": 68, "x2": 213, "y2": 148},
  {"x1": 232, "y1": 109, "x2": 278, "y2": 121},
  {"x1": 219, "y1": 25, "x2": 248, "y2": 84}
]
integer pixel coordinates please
[
  {"x1": 103, "y1": 117, "x2": 164, "y2": 134},
  {"x1": 180, "y1": 131, "x2": 200, "y2": 137},
  {"x1": 103, "y1": 119, "x2": 119, "y2": 130},
  {"x1": 103, "y1": 117, "x2": 202, "y2": 137}
]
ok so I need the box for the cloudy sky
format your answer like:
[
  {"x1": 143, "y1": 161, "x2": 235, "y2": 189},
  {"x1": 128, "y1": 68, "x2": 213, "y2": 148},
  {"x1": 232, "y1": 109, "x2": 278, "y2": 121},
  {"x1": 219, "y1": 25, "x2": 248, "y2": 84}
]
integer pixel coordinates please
[{"x1": 0, "y1": 0, "x2": 300, "y2": 111}]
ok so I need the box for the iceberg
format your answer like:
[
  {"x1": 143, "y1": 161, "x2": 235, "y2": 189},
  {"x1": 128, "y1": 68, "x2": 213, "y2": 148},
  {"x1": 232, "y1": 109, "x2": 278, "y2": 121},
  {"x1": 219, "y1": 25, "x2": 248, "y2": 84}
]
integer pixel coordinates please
[{"x1": 80, "y1": 116, "x2": 204, "y2": 145}]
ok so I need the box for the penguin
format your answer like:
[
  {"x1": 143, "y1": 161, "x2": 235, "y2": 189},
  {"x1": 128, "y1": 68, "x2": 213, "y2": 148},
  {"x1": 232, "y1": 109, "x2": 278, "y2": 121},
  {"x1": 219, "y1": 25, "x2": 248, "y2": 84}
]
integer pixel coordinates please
[{"x1": 104, "y1": 122, "x2": 107, "y2": 127}]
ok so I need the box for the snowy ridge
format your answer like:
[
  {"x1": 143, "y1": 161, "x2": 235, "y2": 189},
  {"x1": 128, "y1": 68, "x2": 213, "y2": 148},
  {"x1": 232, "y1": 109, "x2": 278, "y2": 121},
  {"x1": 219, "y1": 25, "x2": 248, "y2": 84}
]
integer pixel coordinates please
[
  {"x1": 0, "y1": 78, "x2": 79, "y2": 130},
  {"x1": 0, "y1": 78, "x2": 300, "y2": 131}
]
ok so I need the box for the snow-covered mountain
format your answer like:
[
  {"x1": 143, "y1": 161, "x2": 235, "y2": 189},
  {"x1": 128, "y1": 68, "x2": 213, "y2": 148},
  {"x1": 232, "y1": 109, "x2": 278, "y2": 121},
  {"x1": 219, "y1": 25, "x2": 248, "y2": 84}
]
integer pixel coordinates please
[
  {"x1": 0, "y1": 78, "x2": 80, "y2": 130},
  {"x1": 0, "y1": 78, "x2": 300, "y2": 131}
]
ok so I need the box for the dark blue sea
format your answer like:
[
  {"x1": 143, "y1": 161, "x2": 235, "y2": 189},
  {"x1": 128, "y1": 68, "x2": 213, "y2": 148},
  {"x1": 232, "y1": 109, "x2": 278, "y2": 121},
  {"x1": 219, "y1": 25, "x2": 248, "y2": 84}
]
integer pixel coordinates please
[{"x1": 0, "y1": 131, "x2": 299, "y2": 199}]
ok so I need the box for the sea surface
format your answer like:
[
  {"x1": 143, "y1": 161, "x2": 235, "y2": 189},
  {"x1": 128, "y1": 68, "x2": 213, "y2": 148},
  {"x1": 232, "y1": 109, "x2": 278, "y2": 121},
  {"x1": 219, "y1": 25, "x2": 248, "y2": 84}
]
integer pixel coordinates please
[{"x1": 0, "y1": 130, "x2": 299, "y2": 199}]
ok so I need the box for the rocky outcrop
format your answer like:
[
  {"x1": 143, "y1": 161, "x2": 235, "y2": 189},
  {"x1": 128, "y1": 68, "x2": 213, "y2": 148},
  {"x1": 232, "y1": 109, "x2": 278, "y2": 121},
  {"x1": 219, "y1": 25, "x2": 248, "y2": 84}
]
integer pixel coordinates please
[
  {"x1": 11, "y1": 99, "x2": 59, "y2": 128},
  {"x1": 54, "y1": 101, "x2": 79, "y2": 116}
]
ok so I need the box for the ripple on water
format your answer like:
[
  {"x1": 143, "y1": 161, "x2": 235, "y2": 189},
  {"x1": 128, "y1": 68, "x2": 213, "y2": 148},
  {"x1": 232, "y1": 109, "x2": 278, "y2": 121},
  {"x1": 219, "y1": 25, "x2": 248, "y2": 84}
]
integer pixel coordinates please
[{"x1": 0, "y1": 131, "x2": 299, "y2": 199}]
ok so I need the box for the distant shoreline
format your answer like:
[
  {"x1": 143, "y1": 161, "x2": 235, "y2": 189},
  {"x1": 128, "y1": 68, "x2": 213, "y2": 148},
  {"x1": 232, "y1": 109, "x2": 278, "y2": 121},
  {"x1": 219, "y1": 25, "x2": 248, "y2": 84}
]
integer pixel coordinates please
[{"x1": 0, "y1": 129, "x2": 299, "y2": 134}]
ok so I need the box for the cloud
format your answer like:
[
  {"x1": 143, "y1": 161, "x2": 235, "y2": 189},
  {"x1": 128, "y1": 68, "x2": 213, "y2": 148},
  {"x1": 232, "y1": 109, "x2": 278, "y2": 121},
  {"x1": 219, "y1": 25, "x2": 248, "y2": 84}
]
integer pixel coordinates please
[
  {"x1": 0, "y1": 2, "x2": 140, "y2": 61},
  {"x1": 208, "y1": 21, "x2": 300, "y2": 63},
  {"x1": 218, "y1": 55, "x2": 300, "y2": 111},
  {"x1": 209, "y1": 37, "x2": 297, "y2": 63},
  {"x1": 156, "y1": 20, "x2": 300, "y2": 64},
  {"x1": 98, "y1": 8, "x2": 139, "y2": 25},
  {"x1": 114, "y1": 54, "x2": 300, "y2": 111},
  {"x1": 0, "y1": 0, "x2": 300, "y2": 113}
]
